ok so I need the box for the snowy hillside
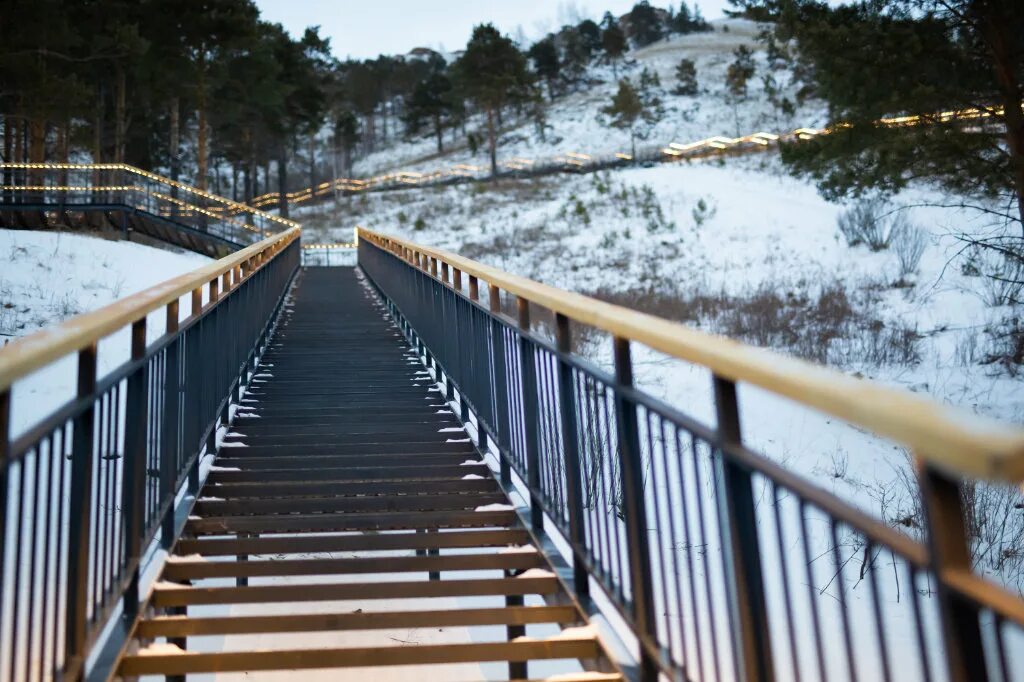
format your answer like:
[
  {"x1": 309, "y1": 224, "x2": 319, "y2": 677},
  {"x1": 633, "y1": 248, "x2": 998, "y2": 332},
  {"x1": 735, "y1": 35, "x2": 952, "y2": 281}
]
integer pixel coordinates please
[
  {"x1": 0, "y1": 230, "x2": 210, "y2": 437},
  {"x1": 350, "y1": 19, "x2": 825, "y2": 178}
]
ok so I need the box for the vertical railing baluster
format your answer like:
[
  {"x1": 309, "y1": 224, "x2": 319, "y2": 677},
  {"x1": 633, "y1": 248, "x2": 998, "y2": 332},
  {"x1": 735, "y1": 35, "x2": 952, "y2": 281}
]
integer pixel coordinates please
[
  {"x1": 916, "y1": 460, "x2": 989, "y2": 682},
  {"x1": 161, "y1": 301, "x2": 181, "y2": 549},
  {"x1": 517, "y1": 297, "x2": 543, "y2": 531},
  {"x1": 122, "y1": 318, "x2": 148, "y2": 620},
  {"x1": 556, "y1": 314, "x2": 589, "y2": 596},
  {"x1": 0, "y1": 388, "x2": 9, "y2": 671},
  {"x1": 65, "y1": 343, "x2": 97, "y2": 676},
  {"x1": 713, "y1": 375, "x2": 775, "y2": 682},
  {"x1": 612, "y1": 337, "x2": 658, "y2": 681},
  {"x1": 489, "y1": 286, "x2": 511, "y2": 486}
]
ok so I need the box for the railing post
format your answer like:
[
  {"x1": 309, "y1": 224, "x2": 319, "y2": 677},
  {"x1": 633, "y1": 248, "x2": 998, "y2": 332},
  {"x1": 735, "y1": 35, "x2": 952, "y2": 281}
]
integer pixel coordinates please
[
  {"x1": 204, "y1": 276, "x2": 219, "y2": 456},
  {"x1": 517, "y1": 297, "x2": 543, "y2": 531},
  {"x1": 613, "y1": 337, "x2": 658, "y2": 681},
  {"x1": 556, "y1": 314, "x2": 589, "y2": 596},
  {"x1": 916, "y1": 460, "x2": 989, "y2": 682},
  {"x1": 0, "y1": 388, "x2": 9, "y2": 663},
  {"x1": 489, "y1": 286, "x2": 511, "y2": 486},
  {"x1": 65, "y1": 343, "x2": 98, "y2": 677},
  {"x1": 121, "y1": 318, "x2": 148, "y2": 621},
  {"x1": 713, "y1": 375, "x2": 775, "y2": 682},
  {"x1": 468, "y1": 275, "x2": 487, "y2": 454},
  {"x1": 162, "y1": 301, "x2": 181, "y2": 549}
]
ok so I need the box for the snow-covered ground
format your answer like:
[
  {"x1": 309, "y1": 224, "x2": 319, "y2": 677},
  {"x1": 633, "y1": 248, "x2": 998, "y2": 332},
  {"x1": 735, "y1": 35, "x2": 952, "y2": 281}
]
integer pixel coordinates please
[{"x1": 0, "y1": 230, "x2": 210, "y2": 438}]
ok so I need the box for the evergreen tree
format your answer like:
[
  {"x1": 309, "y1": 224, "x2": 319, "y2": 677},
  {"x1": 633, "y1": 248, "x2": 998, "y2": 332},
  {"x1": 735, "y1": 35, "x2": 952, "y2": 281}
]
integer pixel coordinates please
[
  {"x1": 673, "y1": 58, "x2": 698, "y2": 95},
  {"x1": 763, "y1": 0, "x2": 1024, "y2": 236},
  {"x1": 600, "y1": 76, "x2": 663, "y2": 157},
  {"x1": 332, "y1": 110, "x2": 359, "y2": 178},
  {"x1": 627, "y1": 1, "x2": 665, "y2": 47},
  {"x1": 601, "y1": 14, "x2": 628, "y2": 77},
  {"x1": 725, "y1": 45, "x2": 756, "y2": 98},
  {"x1": 404, "y1": 70, "x2": 454, "y2": 153},
  {"x1": 528, "y1": 36, "x2": 561, "y2": 101},
  {"x1": 454, "y1": 24, "x2": 535, "y2": 177},
  {"x1": 164, "y1": 0, "x2": 259, "y2": 190},
  {"x1": 577, "y1": 19, "x2": 603, "y2": 56}
]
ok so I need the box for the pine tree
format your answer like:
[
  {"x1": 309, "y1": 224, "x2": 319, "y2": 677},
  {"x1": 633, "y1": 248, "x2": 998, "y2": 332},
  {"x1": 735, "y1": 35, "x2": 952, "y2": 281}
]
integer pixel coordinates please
[
  {"x1": 627, "y1": 1, "x2": 665, "y2": 47},
  {"x1": 528, "y1": 36, "x2": 561, "y2": 101},
  {"x1": 764, "y1": 0, "x2": 1024, "y2": 237},
  {"x1": 404, "y1": 71, "x2": 454, "y2": 153},
  {"x1": 673, "y1": 58, "x2": 698, "y2": 96},
  {"x1": 601, "y1": 14, "x2": 627, "y2": 77},
  {"x1": 600, "y1": 77, "x2": 663, "y2": 157},
  {"x1": 725, "y1": 45, "x2": 756, "y2": 98},
  {"x1": 454, "y1": 24, "x2": 535, "y2": 177}
]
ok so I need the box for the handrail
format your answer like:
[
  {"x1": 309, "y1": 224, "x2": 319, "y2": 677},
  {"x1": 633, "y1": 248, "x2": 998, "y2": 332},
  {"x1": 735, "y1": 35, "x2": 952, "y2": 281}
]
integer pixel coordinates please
[
  {"x1": 359, "y1": 227, "x2": 1024, "y2": 484},
  {"x1": 0, "y1": 162, "x2": 300, "y2": 230},
  {"x1": 0, "y1": 226, "x2": 301, "y2": 392}
]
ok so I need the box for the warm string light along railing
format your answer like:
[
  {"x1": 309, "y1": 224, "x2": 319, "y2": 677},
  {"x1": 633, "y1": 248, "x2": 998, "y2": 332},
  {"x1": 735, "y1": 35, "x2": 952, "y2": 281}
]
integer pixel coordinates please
[
  {"x1": 246, "y1": 105, "x2": 999, "y2": 210},
  {"x1": 0, "y1": 162, "x2": 301, "y2": 231}
]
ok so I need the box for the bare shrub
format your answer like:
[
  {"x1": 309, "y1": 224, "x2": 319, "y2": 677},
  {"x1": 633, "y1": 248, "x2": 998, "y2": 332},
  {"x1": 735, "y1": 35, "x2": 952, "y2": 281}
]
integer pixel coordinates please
[
  {"x1": 980, "y1": 254, "x2": 1024, "y2": 306},
  {"x1": 591, "y1": 280, "x2": 918, "y2": 368},
  {"x1": 982, "y1": 317, "x2": 1024, "y2": 375},
  {"x1": 836, "y1": 198, "x2": 904, "y2": 251},
  {"x1": 888, "y1": 453, "x2": 1024, "y2": 593},
  {"x1": 954, "y1": 329, "x2": 981, "y2": 367},
  {"x1": 892, "y1": 222, "x2": 927, "y2": 277}
]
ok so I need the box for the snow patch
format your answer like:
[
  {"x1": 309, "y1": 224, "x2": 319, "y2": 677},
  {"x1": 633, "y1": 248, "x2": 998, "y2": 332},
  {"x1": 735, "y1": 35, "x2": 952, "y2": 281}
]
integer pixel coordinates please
[
  {"x1": 500, "y1": 545, "x2": 538, "y2": 554},
  {"x1": 137, "y1": 642, "x2": 190, "y2": 656},
  {"x1": 475, "y1": 503, "x2": 515, "y2": 512},
  {"x1": 516, "y1": 568, "x2": 556, "y2": 579},
  {"x1": 461, "y1": 474, "x2": 484, "y2": 480}
]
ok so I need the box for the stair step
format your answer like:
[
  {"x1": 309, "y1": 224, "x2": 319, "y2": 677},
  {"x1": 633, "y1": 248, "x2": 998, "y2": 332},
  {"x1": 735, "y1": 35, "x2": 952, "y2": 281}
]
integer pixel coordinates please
[
  {"x1": 193, "y1": 491, "x2": 506, "y2": 516},
  {"x1": 176, "y1": 528, "x2": 530, "y2": 556},
  {"x1": 151, "y1": 576, "x2": 560, "y2": 607},
  {"x1": 137, "y1": 604, "x2": 578, "y2": 637},
  {"x1": 119, "y1": 637, "x2": 601, "y2": 676},
  {"x1": 162, "y1": 550, "x2": 543, "y2": 580},
  {"x1": 185, "y1": 509, "x2": 515, "y2": 535}
]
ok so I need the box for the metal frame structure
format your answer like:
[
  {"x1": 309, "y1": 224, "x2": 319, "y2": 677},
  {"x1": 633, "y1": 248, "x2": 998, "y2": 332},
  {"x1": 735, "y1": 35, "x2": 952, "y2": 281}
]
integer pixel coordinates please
[
  {"x1": 358, "y1": 228, "x2": 1024, "y2": 682},
  {"x1": 0, "y1": 227, "x2": 300, "y2": 681},
  {"x1": 0, "y1": 163, "x2": 299, "y2": 255}
]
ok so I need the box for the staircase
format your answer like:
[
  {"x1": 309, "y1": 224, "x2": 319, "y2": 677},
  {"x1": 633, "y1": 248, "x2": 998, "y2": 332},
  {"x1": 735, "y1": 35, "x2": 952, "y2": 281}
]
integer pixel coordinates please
[{"x1": 117, "y1": 267, "x2": 622, "y2": 680}]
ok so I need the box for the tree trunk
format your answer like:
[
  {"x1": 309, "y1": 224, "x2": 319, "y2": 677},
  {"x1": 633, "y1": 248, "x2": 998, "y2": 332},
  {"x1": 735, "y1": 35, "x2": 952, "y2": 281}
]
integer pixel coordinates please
[
  {"x1": 434, "y1": 113, "x2": 443, "y2": 153},
  {"x1": 93, "y1": 88, "x2": 104, "y2": 163},
  {"x1": 3, "y1": 116, "x2": 13, "y2": 198},
  {"x1": 486, "y1": 107, "x2": 498, "y2": 177},
  {"x1": 277, "y1": 151, "x2": 289, "y2": 218},
  {"x1": 169, "y1": 97, "x2": 180, "y2": 196},
  {"x1": 308, "y1": 134, "x2": 316, "y2": 194},
  {"x1": 197, "y1": 61, "x2": 208, "y2": 190},
  {"x1": 979, "y1": 9, "x2": 1024, "y2": 228},
  {"x1": 115, "y1": 66, "x2": 127, "y2": 163}
]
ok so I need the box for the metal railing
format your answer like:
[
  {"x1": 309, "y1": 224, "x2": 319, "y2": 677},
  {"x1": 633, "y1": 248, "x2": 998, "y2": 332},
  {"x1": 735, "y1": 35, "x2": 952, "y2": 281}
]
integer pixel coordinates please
[
  {"x1": 358, "y1": 228, "x2": 1024, "y2": 682},
  {"x1": 0, "y1": 226, "x2": 300, "y2": 681},
  {"x1": 0, "y1": 163, "x2": 299, "y2": 246}
]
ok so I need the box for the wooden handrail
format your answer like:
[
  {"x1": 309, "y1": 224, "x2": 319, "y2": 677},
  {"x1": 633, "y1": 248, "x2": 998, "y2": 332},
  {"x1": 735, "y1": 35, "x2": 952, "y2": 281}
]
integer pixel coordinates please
[
  {"x1": 0, "y1": 227, "x2": 301, "y2": 392},
  {"x1": 359, "y1": 227, "x2": 1024, "y2": 484}
]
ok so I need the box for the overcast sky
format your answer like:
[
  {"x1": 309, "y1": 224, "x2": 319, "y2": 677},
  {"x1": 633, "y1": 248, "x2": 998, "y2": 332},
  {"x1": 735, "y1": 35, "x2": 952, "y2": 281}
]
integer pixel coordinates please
[{"x1": 255, "y1": 1, "x2": 737, "y2": 60}]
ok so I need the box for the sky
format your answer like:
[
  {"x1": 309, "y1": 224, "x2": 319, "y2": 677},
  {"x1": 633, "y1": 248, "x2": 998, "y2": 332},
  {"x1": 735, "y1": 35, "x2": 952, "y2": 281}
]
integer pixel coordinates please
[{"x1": 255, "y1": 1, "x2": 737, "y2": 60}]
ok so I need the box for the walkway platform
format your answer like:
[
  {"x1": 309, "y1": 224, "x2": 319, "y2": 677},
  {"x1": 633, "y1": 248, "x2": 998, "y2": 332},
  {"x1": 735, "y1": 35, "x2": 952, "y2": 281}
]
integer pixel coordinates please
[{"x1": 117, "y1": 267, "x2": 620, "y2": 680}]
